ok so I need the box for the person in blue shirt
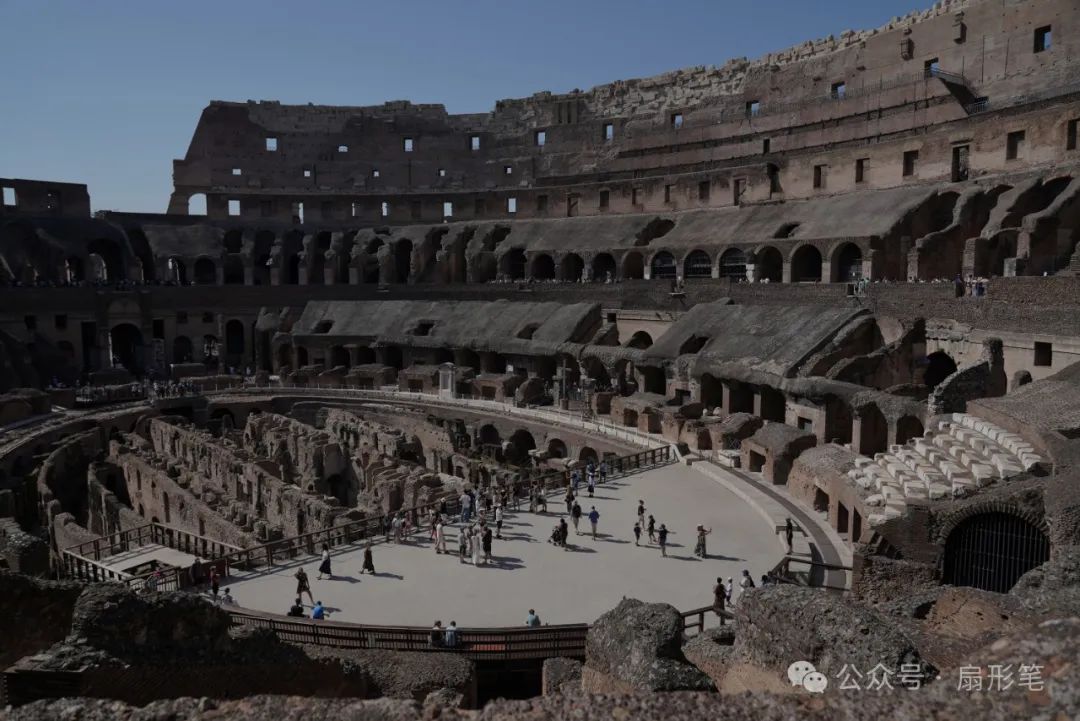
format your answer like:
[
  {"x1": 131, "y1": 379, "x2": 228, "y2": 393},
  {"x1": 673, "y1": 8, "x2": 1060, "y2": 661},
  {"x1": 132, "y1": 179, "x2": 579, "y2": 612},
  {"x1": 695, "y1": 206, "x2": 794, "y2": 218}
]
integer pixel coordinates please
[
  {"x1": 526, "y1": 609, "x2": 541, "y2": 627},
  {"x1": 312, "y1": 601, "x2": 327, "y2": 620},
  {"x1": 444, "y1": 621, "x2": 459, "y2": 648},
  {"x1": 588, "y1": 506, "x2": 600, "y2": 539}
]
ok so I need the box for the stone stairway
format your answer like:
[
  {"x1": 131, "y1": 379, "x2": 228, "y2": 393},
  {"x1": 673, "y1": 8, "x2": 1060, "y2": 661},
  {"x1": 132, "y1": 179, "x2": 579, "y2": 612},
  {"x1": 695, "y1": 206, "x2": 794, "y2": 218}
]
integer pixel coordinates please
[{"x1": 849, "y1": 413, "x2": 1042, "y2": 527}]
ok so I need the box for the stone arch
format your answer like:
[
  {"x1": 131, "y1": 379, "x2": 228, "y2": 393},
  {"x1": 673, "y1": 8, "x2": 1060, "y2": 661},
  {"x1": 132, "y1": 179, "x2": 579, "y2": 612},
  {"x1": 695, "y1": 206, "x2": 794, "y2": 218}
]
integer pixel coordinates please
[
  {"x1": 683, "y1": 249, "x2": 712, "y2": 278},
  {"x1": 924, "y1": 351, "x2": 958, "y2": 390},
  {"x1": 166, "y1": 257, "x2": 188, "y2": 285},
  {"x1": 650, "y1": 250, "x2": 677, "y2": 279},
  {"x1": 87, "y1": 238, "x2": 125, "y2": 282},
  {"x1": 896, "y1": 415, "x2": 924, "y2": 446},
  {"x1": 940, "y1": 507, "x2": 1049, "y2": 593},
  {"x1": 858, "y1": 404, "x2": 888, "y2": 456},
  {"x1": 830, "y1": 242, "x2": 864, "y2": 282},
  {"x1": 64, "y1": 256, "x2": 85, "y2": 283},
  {"x1": 699, "y1": 374, "x2": 723, "y2": 409},
  {"x1": 500, "y1": 248, "x2": 527, "y2": 280},
  {"x1": 591, "y1": 252, "x2": 616, "y2": 281},
  {"x1": 790, "y1": 244, "x2": 823, "y2": 282},
  {"x1": 531, "y1": 253, "x2": 556, "y2": 280},
  {"x1": 225, "y1": 319, "x2": 245, "y2": 356},
  {"x1": 718, "y1": 247, "x2": 747, "y2": 280},
  {"x1": 479, "y1": 423, "x2": 502, "y2": 447},
  {"x1": 187, "y1": 193, "x2": 207, "y2": 216},
  {"x1": 626, "y1": 331, "x2": 653, "y2": 349},
  {"x1": 172, "y1": 335, "x2": 193, "y2": 364},
  {"x1": 193, "y1": 257, "x2": 217, "y2": 285},
  {"x1": 394, "y1": 238, "x2": 413, "y2": 283},
  {"x1": 546, "y1": 437, "x2": 568, "y2": 459},
  {"x1": 578, "y1": 446, "x2": 599, "y2": 464},
  {"x1": 622, "y1": 251, "x2": 645, "y2": 279},
  {"x1": 506, "y1": 429, "x2": 536, "y2": 465},
  {"x1": 755, "y1": 245, "x2": 783, "y2": 282},
  {"x1": 560, "y1": 253, "x2": 584, "y2": 282},
  {"x1": 109, "y1": 323, "x2": 144, "y2": 374}
]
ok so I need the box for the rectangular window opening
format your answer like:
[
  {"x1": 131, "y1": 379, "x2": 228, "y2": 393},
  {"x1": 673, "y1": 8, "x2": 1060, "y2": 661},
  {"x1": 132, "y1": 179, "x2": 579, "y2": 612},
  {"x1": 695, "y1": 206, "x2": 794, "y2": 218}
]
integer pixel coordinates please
[
  {"x1": 746, "y1": 101, "x2": 760, "y2": 117},
  {"x1": 698, "y1": 180, "x2": 710, "y2": 201},
  {"x1": 351, "y1": 201, "x2": 359, "y2": 218},
  {"x1": 231, "y1": 168, "x2": 242, "y2": 176},
  {"x1": 598, "y1": 190, "x2": 610, "y2": 209},
  {"x1": 566, "y1": 194, "x2": 579, "y2": 217},
  {"x1": 470, "y1": 135, "x2": 480, "y2": 151},
  {"x1": 507, "y1": 197, "x2": 517, "y2": 214},
  {"x1": 2, "y1": 187, "x2": 15, "y2": 206},
  {"x1": 830, "y1": 82, "x2": 846, "y2": 99},
  {"x1": 924, "y1": 58, "x2": 940, "y2": 78},
  {"x1": 403, "y1": 137, "x2": 414, "y2": 152},
  {"x1": 813, "y1": 164, "x2": 827, "y2": 189},
  {"x1": 442, "y1": 201, "x2": 453, "y2": 218},
  {"x1": 228, "y1": 199, "x2": 241, "y2": 216},
  {"x1": 381, "y1": 201, "x2": 389, "y2": 218},
  {"x1": 372, "y1": 169, "x2": 381, "y2": 178},
  {"x1": 1006, "y1": 130, "x2": 1025, "y2": 160},
  {"x1": 535, "y1": 130, "x2": 546, "y2": 147},
  {"x1": 1069, "y1": 119, "x2": 1079, "y2": 151},
  {"x1": 338, "y1": 145, "x2": 348, "y2": 153},
  {"x1": 438, "y1": 168, "x2": 446, "y2": 177},
  {"x1": 762, "y1": 138, "x2": 771, "y2": 154},
  {"x1": 632, "y1": 187, "x2": 640, "y2": 206},
  {"x1": 1034, "y1": 341, "x2": 1053, "y2": 367},
  {"x1": 603, "y1": 123, "x2": 614, "y2": 142},
  {"x1": 855, "y1": 158, "x2": 867, "y2": 183},
  {"x1": 1034, "y1": 25, "x2": 1052, "y2": 53},
  {"x1": 664, "y1": 184, "x2": 672, "y2": 203},
  {"x1": 265, "y1": 137, "x2": 278, "y2": 152},
  {"x1": 671, "y1": 113, "x2": 684, "y2": 128},
  {"x1": 504, "y1": 165, "x2": 513, "y2": 175},
  {"x1": 903, "y1": 150, "x2": 919, "y2": 177},
  {"x1": 303, "y1": 168, "x2": 312, "y2": 178}
]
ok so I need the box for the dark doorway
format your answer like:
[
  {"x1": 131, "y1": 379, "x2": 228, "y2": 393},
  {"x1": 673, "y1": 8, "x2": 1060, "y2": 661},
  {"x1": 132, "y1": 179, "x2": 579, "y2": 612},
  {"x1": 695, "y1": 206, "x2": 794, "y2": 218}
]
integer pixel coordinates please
[{"x1": 942, "y1": 512, "x2": 1049, "y2": 593}]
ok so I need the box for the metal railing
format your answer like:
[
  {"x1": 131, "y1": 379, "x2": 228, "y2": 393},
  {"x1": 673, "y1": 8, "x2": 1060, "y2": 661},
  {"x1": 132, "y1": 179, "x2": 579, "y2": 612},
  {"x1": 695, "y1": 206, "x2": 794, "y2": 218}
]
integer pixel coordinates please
[{"x1": 769, "y1": 555, "x2": 852, "y2": 591}]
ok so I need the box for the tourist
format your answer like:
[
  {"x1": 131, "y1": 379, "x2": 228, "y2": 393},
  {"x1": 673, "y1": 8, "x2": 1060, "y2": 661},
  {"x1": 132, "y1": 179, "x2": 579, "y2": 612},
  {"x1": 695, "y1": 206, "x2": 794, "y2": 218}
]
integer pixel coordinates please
[
  {"x1": 430, "y1": 620, "x2": 445, "y2": 648},
  {"x1": 471, "y1": 526, "x2": 482, "y2": 566},
  {"x1": 392, "y1": 514, "x2": 403, "y2": 543},
  {"x1": 571, "y1": 501, "x2": 582, "y2": 534},
  {"x1": 536, "y1": 490, "x2": 547, "y2": 513},
  {"x1": 458, "y1": 528, "x2": 468, "y2": 563},
  {"x1": 383, "y1": 514, "x2": 393, "y2": 542},
  {"x1": 318, "y1": 543, "x2": 332, "y2": 579},
  {"x1": 287, "y1": 597, "x2": 306, "y2": 617},
  {"x1": 647, "y1": 515, "x2": 657, "y2": 544},
  {"x1": 784, "y1": 518, "x2": 794, "y2": 554},
  {"x1": 445, "y1": 621, "x2": 459, "y2": 648},
  {"x1": 312, "y1": 600, "x2": 327, "y2": 620},
  {"x1": 658, "y1": 523, "x2": 669, "y2": 557},
  {"x1": 295, "y1": 567, "x2": 314, "y2": 604},
  {"x1": 586, "y1": 470, "x2": 595, "y2": 498},
  {"x1": 565, "y1": 488, "x2": 575, "y2": 515},
  {"x1": 694, "y1": 525, "x2": 712, "y2": 558},
  {"x1": 713, "y1": 577, "x2": 727, "y2": 625},
  {"x1": 188, "y1": 558, "x2": 202, "y2": 587},
  {"x1": 435, "y1": 520, "x2": 447, "y2": 554},
  {"x1": 526, "y1": 609, "x2": 542, "y2": 627},
  {"x1": 738, "y1": 569, "x2": 756, "y2": 599},
  {"x1": 460, "y1": 490, "x2": 472, "y2": 524},
  {"x1": 221, "y1": 587, "x2": 236, "y2": 605},
  {"x1": 361, "y1": 543, "x2": 376, "y2": 574},
  {"x1": 637, "y1": 500, "x2": 646, "y2": 529},
  {"x1": 495, "y1": 504, "x2": 504, "y2": 539},
  {"x1": 209, "y1": 566, "x2": 220, "y2": 598},
  {"x1": 599, "y1": 460, "x2": 609, "y2": 483},
  {"x1": 559, "y1": 518, "x2": 569, "y2": 549},
  {"x1": 725, "y1": 577, "x2": 734, "y2": 602},
  {"x1": 143, "y1": 569, "x2": 163, "y2": 593},
  {"x1": 570, "y1": 469, "x2": 580, "y2": 492},
  {"x1": 633, "y1": 520, "x2": 642, "y2": 545},
  {"x1": 482, "y1": 525, "x2": 493, "y2": 563},
  {"x1": 588, "y1": 506, "x2": 600, "y2": 539}
]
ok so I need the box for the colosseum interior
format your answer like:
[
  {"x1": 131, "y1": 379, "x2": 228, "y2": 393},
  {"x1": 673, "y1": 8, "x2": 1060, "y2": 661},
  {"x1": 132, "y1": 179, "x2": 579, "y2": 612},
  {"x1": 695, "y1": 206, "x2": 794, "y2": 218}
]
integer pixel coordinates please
[{"x1": 3, "y1": 0, "x2": 1080, "y2": 717}]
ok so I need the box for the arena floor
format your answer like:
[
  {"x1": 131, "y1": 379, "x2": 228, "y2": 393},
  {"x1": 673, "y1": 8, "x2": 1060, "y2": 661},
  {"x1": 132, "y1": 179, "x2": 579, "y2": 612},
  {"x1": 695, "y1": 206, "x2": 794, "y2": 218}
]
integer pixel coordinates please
[{"x1": 223, "y1": 462, "x2": 784, "y2": 627}]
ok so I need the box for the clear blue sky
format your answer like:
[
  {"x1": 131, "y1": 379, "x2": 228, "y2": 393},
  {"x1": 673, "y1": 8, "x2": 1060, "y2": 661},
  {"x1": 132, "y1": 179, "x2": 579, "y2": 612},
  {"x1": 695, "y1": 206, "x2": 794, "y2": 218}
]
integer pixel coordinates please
[{"x1": 0, "y1": 0, "x2": 930, "y2": 213}]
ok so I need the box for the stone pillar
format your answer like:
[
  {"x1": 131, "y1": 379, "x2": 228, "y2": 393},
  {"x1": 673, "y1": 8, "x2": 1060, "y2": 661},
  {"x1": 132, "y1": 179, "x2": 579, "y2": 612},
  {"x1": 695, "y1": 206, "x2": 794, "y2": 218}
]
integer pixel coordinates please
[
  {"x1": 752, "y1": 390, "x2": 764, "y2": 418},
  {"x1": 270, "y1": 266, "x2": 281, "y2": 286},
  {"x1": 782, "y1": 261, "x2": 792, "y2": 283},
  {"x1": 243, "y1": 261, "x2": 254, "y2": 286}
]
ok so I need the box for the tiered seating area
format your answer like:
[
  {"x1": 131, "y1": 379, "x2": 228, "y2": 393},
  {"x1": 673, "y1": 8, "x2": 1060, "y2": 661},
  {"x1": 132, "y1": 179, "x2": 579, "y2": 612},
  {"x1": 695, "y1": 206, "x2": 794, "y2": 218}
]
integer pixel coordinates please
[{"x1": 849, "y1": 413, "x2": 1042, "y2": 527}]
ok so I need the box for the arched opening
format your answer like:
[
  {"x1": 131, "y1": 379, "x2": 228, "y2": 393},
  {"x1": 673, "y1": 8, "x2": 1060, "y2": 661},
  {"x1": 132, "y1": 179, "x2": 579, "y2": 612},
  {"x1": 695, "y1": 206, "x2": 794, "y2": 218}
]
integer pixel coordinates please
[
  {"x1": 109, "y1": 323, "x2": 144, "y2": 375},
  {"x1": 650, "y1": 251, "x2": 676, "y2": 279},
  {"x1": 699, "y1": 374, "x2": 723, "y2": 409},
  {"x1": 683, "y1": 249, "x2": 712, "y2": 279},
  {"x1": 924, "y1": 351, "x2": 958, "y2": 390},
  {"x1": 203, "y1": 335, "x2": 220, "y2": 370},
  {"x1": 506, "y1": 429, "x2": 537, "y2": 466},
  {"x1": 560, "y1": 253, "x2": 584, "y2": 282},
  {"x1": 942, "y1": 512, "x2": 1049, "y2": 592},
  {"x1": 756, "y1": 246, "x2": 782, "y2": 282},
  {"x1": 188, "y1": 193, "x2": 207, "y2": 216},
  {"x1": 858, "y1": 405, "x2": 888, "y2": 456},
  {"x1": 457, "y1": 348, "x2": 481, "y2": 372},
  {"x1": 275, "y1": 344, "x2": 293, "y2": 370},
  {"x1": 833, "y1": 243, "x2": 863, "y2": 282},
  {"x1": 383, "y1": 346, "x2": 403, "y2": 370},
  {"x1": 167, "y1": 257, "x2": 187, "y2": 285},
  {"x1": 639, "y1": 366, "x2": 666, "y2": 394},
  {"x1": 193, "y1": 257, "x2": 217, "y2": 285},
  {"x1": 547, "y1": 438, "x2": 568, "y2": 458},
  {"x1": 622, "y1": 251, "x2": 645, "y2": 279},
  {"x1": 330, "y1": 346, "x2": 350, "y2": 369},
  {"x1": 253, "y1": 254, "x2": 272, "y2": 286},
  {"x1": 896, "y1": 416, "x2": 924, "y2": 446},
  {"x1": 356, "y1": 346, "x2": 376, "y2": 365},
  {"x1": 326, "y1": 473, "x2": 349, "y2": 505},
  {"x1": 501, "y1": 249, "x2": 527, "y2": 280},
  {"x1": 678, "y1": 335, "x2": 709, "y2": 354},
  {"x1": 394, "y1": 239, "x2": 413, "y2": 283},
  {"x1": 172, "y1": 335, "x2": 193, "y2": 364},
  {"x1": 287, "y1": 254, "x2": 301, "y2": 285},
  {"x1": 790, "y1": 245, "x2": 823, "y2": 282},
  {"x1": 578, "y1": 446, "x2": 598, "y2": 464},
  {"x1": 64, "y1": 257, "x2": 85, "y2": 283},
  {"x1": 479, "y1": 424, "x2": 502, "y2": 447},
  {"x1": 531, "y1": 254, "x2": 556, "y2": 280},
  {"x1": 87, "y1": 238, "x2": 124, "y2": 282},
  {"x1": 718, "y1": 248, "x2": 747, "y2": 280},
  {"x1": 296, "y1": 346, "x2": 309, "y2": 367},
  {"x1": 223, "y1": 256, "x2": 245, "y2": 285},
  {"x1": 225, "y1": 319, "x2": 245, "y2": 356},
  {"x1": 626, "y1": 331, "x2": 653, "y2": 349},
  {"x1": 87, "y1": 253, "x2": 108, "y2": 282},
  {"x1": 592, "y1": 253, "x2": 616, "y2": 281}
]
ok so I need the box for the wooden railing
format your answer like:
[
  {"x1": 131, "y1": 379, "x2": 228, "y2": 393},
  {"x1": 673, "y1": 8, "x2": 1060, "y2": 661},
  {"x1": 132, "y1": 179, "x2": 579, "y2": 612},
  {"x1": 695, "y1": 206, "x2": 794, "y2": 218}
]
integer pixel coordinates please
[
  {"x1": 680, "y1": 605, "x2": 733, "y2": 636},
  {"x1": 228, "y1": 609, "x2": 589, "y2": 661}
]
